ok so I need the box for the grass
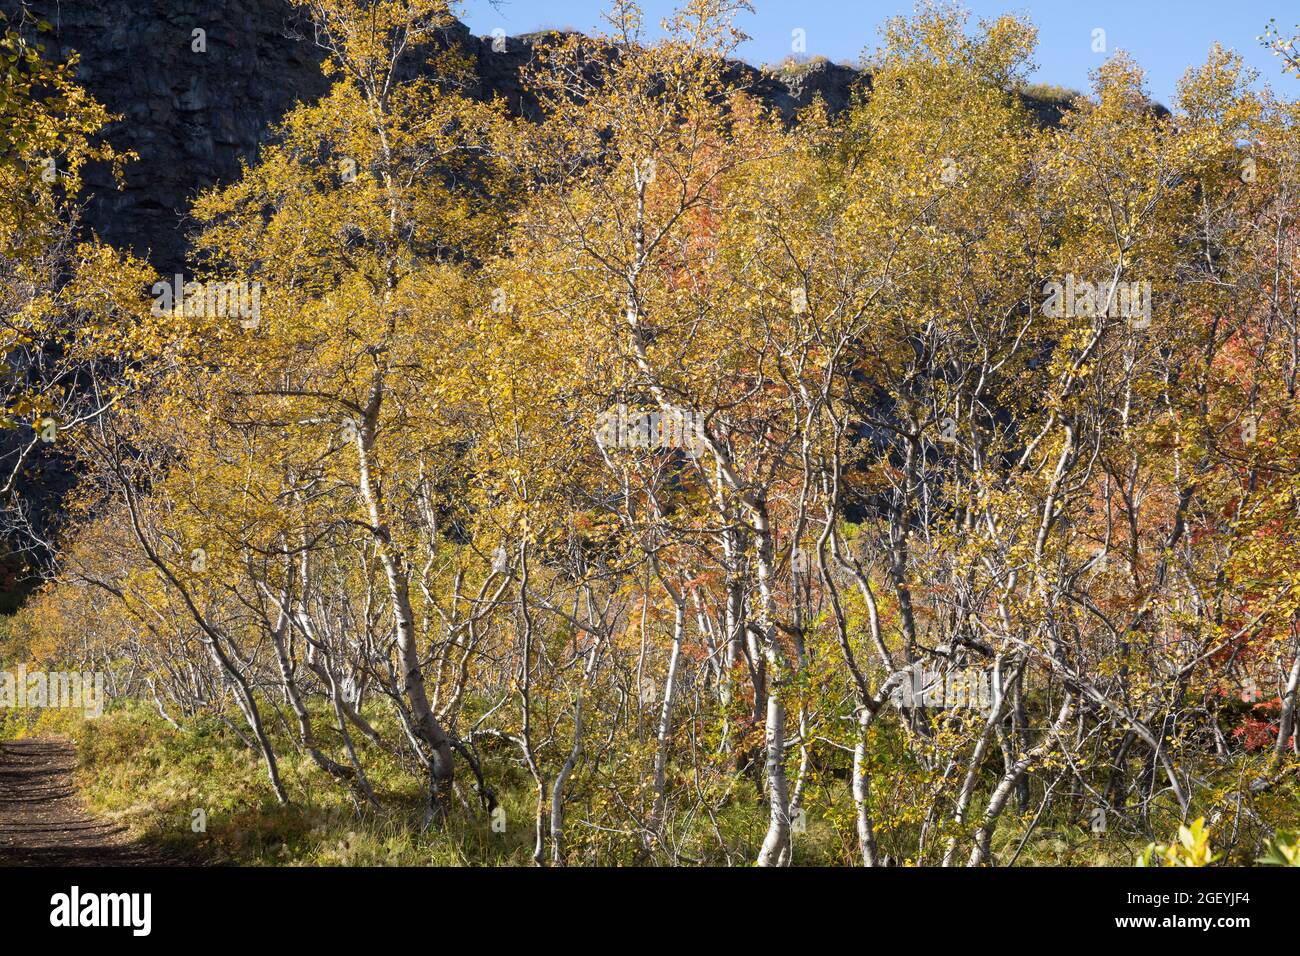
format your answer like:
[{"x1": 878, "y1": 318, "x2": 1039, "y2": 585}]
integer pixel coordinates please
[
  {"x1": 3, "y1": 702, "x2": 546, "y2": 865},
  {"x1": 3, "y1": 700, "x2": 1293, "y2": 866}
]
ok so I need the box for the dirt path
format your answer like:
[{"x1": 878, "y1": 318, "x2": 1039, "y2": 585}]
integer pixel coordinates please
[{"x1": 0, "y1": 736, "x2": 179, "y2": 866}]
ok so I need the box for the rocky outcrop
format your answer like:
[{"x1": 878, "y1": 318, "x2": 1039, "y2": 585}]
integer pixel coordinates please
[
  {"x1": 6, "y1": 3, "x2": 1082, "y2": 276},
  {"x1": 4, "y1": 0, "x2": 331, "y2": 271},
  {"x1": 4, "y1": 3, "x2": 872, "y2": 273},
  {"x1": 466, "y1": 29, "x2": 866, "y2": 121}
]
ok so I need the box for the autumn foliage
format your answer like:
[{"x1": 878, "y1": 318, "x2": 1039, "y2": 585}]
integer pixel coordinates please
[{"x1": 4, "y1": 1, "x2": 1300, "y2": 866}]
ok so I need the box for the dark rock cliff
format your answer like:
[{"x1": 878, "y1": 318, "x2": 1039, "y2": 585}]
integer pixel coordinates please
[
  {"x1": 4, "y1": 3, "x2": 1076, "y2": 275},
  {"x1": 3, "y1": 2, "x2": 871, "y2": 273},
  {"x1": 3, "y1": 0, "x2": 332, "y2": 271}
]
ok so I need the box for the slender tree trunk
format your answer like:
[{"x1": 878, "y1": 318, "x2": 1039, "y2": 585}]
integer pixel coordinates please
[
  {"x1": 1274, "y1": 647, "x2": 1300, "y2": 765},
  {"x1": 853, "y1": 709, "x2": 880, "y2": 866},
  {"x1": 650, "y1": 601, "x2": 685, "y2": 842},
  {"x1": 752, "y1": 502, "x2": 790, "y2": 867},
  {"x1": 356, "y1": 373, "x2": 455, "y2": 814}
]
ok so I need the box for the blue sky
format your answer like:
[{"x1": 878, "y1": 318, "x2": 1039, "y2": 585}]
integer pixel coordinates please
[{"x1": 457, "y1": 1, "x2": 1299, "y2": 107}]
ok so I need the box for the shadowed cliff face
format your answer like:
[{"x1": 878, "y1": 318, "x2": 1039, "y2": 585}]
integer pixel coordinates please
[
  {"x1": 467, "y1": 29, "x2": 865, "y2": 122},
  {"x1": 2, "y1": 1, "x2": 1082, "y2": 274},
  {"x1": 3, "y1": 0, "x2": 332, "y2": 272},
  {"x1": 3, "y1": 2, "x2": 872, "y2": 274}
]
